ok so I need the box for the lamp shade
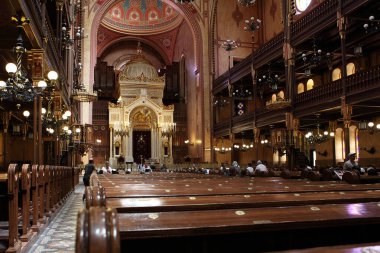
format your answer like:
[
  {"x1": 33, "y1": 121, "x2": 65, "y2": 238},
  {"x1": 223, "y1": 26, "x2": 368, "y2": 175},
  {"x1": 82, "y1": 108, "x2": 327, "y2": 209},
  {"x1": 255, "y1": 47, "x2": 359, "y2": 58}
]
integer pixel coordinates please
[
  {"x1": 5, "y1": 63, "x2": 17, "y2": 74},
  {"x1": 23, "y1": 110, "x2": 30, "y2": 118},
  {"x1": 0, "y1": 80, "x2": 6, "y2": 88},
  {"x1": 38, "y1": 80, "x2": 47, "y2": 89},
  {"x1": 48, "y1": 70, "x2": 58, "y2": 80}
]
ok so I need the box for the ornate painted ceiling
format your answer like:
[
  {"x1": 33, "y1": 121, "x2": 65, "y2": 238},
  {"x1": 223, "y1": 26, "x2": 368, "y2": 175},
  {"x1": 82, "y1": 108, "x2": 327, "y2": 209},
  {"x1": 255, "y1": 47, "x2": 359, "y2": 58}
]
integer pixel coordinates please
[{"x1": 101, "y1": 0, "x2": 183, "y2": 35}]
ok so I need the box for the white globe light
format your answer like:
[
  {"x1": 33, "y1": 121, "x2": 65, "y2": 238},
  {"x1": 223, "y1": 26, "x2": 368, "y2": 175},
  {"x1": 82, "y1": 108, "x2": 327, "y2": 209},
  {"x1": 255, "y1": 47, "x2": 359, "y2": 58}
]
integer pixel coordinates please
[
  {"x1": 62, "y1": 114, "x2": 68, "y2": 120},
  {"x1": 0, "y1": 80, "x2": 6, "y2": 88},
  {"x1": 23, "y1": 110, "x2": 30, "y2": 118},
  {"x1": 38, "y1": 80, "x2": 47, "y2": 89},
  {"x1": 6, "y1": 63, "x2": 17, "y2": 74},
  {"x1": 368, "y1": 122, "x2": 374, "y2": 127},
  {"x1": 67, "y1": 130, "x2": 72, "y2": 135},
  {"x1": 64, "y1": 110, "x2": 71, "y2": 117},
  {"x1": 41, "y1": 108, "x2": 47, "y2": 114},
  {"x1": 49, "y1": 128, "x2": 54, "y2": 134},
  {"x1": 47, "y1": 70, "x2": 58, "y2": 80},
  {"x1": 75, "y1": 128, "x2": 81, "y2": 133}
]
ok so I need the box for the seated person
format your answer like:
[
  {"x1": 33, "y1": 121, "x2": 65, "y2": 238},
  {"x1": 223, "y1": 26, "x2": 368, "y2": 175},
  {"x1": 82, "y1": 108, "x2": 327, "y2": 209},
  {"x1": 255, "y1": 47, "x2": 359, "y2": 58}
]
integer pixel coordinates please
[
  {"x1": 142, "y1": 163, "x2": 152, "y2": 173},
  {"x1": 231, "y1": 161, "x2": 240, "y2": 175},
  {"x1": 101, "y1": 161, "x2": 114, "y2": 173},
  {"x1": 343, "y1": 152, "x2": 360, "y2": 172},
  {"x1": 246, "y1": 163, "x2": 254, "y2": 176},
  {"x1": 255, "y1": 160, "x2": 268, "y2": 174},
  {"x1": 160, "y1": 164, "x2": 168, "y2": 172}
]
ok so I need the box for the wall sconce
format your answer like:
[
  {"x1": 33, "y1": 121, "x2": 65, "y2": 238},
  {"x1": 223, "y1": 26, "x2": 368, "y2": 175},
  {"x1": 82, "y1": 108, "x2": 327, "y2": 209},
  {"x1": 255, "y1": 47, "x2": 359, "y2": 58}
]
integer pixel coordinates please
[
  {"x1": 317, "y1": 150, "x2": 328, "y2": 157},
  {"x1": 361, "y1": 146, "x2": 376, "y2": 154},
  {"x1": 359, "y1": 121, "x2": 380, "y2": 134},
  {"x1": 23, "y1": 110, "x2": 30, "y2": 118},
  {"x1": 184, "y1": 139, "x2": 194, "y2": 146}
]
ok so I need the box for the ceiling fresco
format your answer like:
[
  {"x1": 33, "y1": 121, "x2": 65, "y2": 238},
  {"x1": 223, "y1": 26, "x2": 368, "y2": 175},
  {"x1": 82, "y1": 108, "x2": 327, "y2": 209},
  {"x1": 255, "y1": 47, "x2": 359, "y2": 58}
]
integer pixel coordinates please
[{"x1": 101, "y1": 0, "x2": 183, "y2": 35}]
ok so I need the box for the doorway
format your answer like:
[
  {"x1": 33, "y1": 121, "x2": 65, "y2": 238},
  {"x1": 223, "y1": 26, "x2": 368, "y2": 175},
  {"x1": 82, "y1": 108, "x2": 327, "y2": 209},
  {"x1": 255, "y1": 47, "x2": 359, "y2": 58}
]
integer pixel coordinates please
[{"x1": 133, "y1": 130, "x2": 151, "y2": 164}]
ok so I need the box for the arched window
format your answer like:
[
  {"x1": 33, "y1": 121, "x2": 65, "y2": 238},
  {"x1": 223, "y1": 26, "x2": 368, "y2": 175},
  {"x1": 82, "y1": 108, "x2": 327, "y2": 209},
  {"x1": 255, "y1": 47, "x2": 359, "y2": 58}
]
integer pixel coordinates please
[
  {"x1": 115, "y1": 141, "x2": 120, "y2": 156},
  {"x1": 297, "y1": 83, "x2": 305, "y2": 94},
  {"x1": 332, "y1": 68, "x2": 341, "y2": 81},
  {"x1": 296, "y1": 0, "x2": 312, "y2": 12},
  {"x1": 335, "y1": 128, "x2": 344, "y2": 162},
  {"x1": 271, "y1": 94, "x2": 277, "y2": 102},
  {"x1": 277, "y1": 91, "x2": 285, "y2": 99},
  {"x1": 273, "y1": 150, "x2": 279, "y2": 165},
  {"x1": 306, "y1": 79, "x2": 314, "y2": 90},
  {"x1": 349, "y1": 125, "x2": 358, "y2": 158},
  {"x1": 346, "y1": 63, "x2": 356, "y2": 76}
]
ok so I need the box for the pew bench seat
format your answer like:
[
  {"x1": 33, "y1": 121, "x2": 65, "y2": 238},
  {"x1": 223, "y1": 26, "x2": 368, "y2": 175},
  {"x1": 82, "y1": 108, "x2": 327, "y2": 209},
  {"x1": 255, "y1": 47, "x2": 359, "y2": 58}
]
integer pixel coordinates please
[
  {"x1": 106, "y1": 190, "x2": 380, "y2": 213},
  {"x1": 104, "y1": 183, "x2": 380, "y2": 198},
  {"x1": 278, "y1": 242, "x2": 380, "y2": 253},
  {"x1": 117, "y1": 202, "x2": 380, "y2": 252}
]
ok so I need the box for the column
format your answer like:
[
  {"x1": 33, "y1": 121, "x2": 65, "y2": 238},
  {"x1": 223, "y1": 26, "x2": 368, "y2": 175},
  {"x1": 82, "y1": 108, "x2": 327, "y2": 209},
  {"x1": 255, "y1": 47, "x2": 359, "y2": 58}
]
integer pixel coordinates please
[
  {"x1": 338, "y1": 2, "x2": 350, "y2": 156},
  {"x1": 151, "y1": 128, "x2": 156, "y2": 160},
  {"x1": 109, "y1": 127, "x2": 113, "y2": 159}
]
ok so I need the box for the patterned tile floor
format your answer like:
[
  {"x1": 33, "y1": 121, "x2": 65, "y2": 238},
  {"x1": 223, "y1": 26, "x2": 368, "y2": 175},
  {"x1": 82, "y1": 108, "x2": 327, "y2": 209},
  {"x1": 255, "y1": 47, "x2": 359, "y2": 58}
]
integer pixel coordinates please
[{"x1": 26, "y1": 178, "x2": 85, "y2": 253}]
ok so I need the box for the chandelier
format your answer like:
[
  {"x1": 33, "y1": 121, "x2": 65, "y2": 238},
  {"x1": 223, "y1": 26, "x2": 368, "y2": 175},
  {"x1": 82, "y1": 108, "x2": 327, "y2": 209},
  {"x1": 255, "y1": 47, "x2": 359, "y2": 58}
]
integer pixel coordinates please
[
  {"x1": 71, "y1": 64, "x2": 97, "y2": 103},
  {"x1": 214, "y1": 138, "x2": 232, "y2": 154},
  {"x1": 238, "y1": 0, "x2": 256, "y2": 7},
  {"x1": 234, "y1": 139, "x2": 253, "y2": 152},
  {"x1": 244, "y1": 16, "x2": 262, "y2": 33},
  {"x1": 160, "y1": 122, "x2": 176, "y2": 138},
  {"x1": 213, "y1": 96, "x2": 229, "y2": 107},
  {"x1": 305, "y1": 114, "x2": 334, "y2": 144},
  {"x1": 0, "y1": 14, "x2": 58, "y2": 102},
  {"x1": 68, "y1": 124, "x2": 93, "y2": 156},
  {"x1": 114, "y1": 122, "x2": 130, "y2": 137},
  {"x1": 221, "y1": 39, "x2": 238, "y2": 52},
  {"x1": 301, "y1": 38, "x2": 333, "y2": 75},
  {"x1": 363, "y1": 15, "x2": 379, "y2": 34},
  {"x1": 232, "y1": 79, "x2": 252, "y2": 98},
  {"x1": 258, "y1": 66, "x2": 279, "y2": 92}
]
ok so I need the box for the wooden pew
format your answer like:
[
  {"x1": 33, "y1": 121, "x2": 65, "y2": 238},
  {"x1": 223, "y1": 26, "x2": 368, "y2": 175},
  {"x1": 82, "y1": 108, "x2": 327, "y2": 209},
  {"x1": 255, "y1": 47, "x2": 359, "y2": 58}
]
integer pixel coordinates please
[
  {"x1": 0, "y1": 164, "x2": 21, "y2": 253},
  {"x1": 30, "y1": 165, "x2": 39, "y2": 232},
  {"x1": 103, "y1": 190, "x2": 380, "y2": 213},
  {"x1": 278, "y1": 242, "x2": 380, "y2": 253},
  {"x1": 343, "y1": 170, "x2": 380, "y2": 184},
  {"x1": 75, "y1": 207, "x2": 119, "y2": 253},
  {"x1": 20, "y1": 164, "x2": 32, "y2": 242},
  {"x1": 77, "y1": 202, "x2": 380, "y2": 253}
]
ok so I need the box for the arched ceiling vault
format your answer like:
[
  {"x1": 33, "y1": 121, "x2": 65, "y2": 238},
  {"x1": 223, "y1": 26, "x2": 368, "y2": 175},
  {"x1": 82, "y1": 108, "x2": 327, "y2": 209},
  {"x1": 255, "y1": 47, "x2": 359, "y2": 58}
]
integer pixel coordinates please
[
  {"x1": 90, "y1": 0, "x2": 202, "y2": 86},
  {"x1": 98, "y1": 35, "x2": 170, "y2": 67}
]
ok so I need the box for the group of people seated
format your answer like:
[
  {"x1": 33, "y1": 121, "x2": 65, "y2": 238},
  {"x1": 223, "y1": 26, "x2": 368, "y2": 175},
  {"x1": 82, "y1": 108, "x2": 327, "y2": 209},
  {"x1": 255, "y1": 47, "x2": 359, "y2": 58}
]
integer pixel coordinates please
[{"x1": 220, "y1": 160, "x2": 268, "y2": 177}]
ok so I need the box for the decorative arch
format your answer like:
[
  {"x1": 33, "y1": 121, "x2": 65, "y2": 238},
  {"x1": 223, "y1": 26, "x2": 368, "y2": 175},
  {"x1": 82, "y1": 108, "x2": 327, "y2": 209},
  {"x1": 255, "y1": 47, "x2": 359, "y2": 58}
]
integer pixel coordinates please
[
  {"x1": 297, "y1": 83, "x2": 305, "y2": 94},
  {"x1": 332, "y1": 68, "x2": 341, "y2": 81},
  {"x1": 90, "y1": 0, "x2": 203, "y2": 88},
  {"x1": 129, "y1": 106, "x2": 158, "y2": 130},
  {"x1": 98, "y1": 36, "x2": 170, "y2": 66}
]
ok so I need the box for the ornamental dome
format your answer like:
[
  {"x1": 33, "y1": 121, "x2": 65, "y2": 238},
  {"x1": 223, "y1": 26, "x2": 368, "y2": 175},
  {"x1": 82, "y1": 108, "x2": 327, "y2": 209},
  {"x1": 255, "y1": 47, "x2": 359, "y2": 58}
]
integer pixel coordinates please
[{"x1": 121, "y1": 57, "x2": 158, "y2": 80}]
